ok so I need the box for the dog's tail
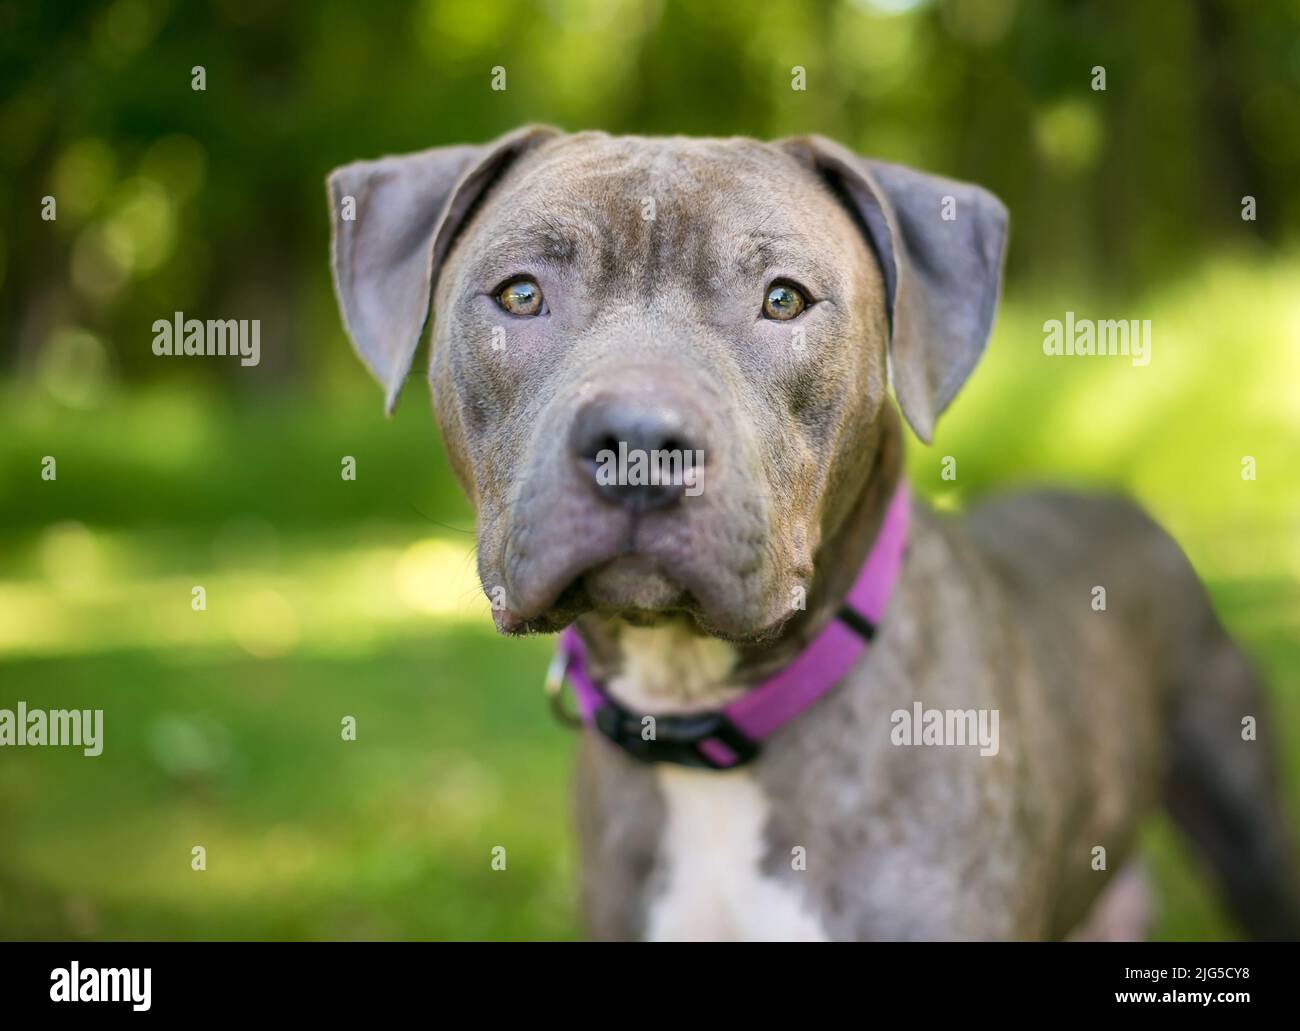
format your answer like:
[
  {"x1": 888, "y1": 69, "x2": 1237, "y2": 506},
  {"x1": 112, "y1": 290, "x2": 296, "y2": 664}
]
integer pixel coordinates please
[{"x1": 1163, "y1": 604, "x2": 1300, "y2": 940}]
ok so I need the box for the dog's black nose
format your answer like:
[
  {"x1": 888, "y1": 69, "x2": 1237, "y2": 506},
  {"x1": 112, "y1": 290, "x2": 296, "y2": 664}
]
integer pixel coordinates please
[{"x1": 569, "y1": 397, "x2": 704, "y2": 511}]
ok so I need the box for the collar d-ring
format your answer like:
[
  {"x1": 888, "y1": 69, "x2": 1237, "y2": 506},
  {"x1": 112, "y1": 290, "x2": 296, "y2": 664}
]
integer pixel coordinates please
[{"x1": 544, "y1": 647, "x2": 583, "y2": 728}]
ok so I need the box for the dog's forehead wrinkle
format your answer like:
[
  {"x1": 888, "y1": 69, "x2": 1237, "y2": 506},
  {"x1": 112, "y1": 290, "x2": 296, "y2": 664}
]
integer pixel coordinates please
[
  {"x1": 475, "y1": 216, "x2": 831, "y2": 309},
  {"x1": 479, "y1": 137, "x2": 841, "y2": 288},
  {"x1": 566, "y1": 314, "x2": 735, "y2": 385}
]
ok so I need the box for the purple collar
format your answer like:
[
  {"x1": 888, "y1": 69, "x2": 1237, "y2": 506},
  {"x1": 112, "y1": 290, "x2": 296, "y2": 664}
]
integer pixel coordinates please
[{"x1": 549, "y1": 481, "x2": 911, "y2": 770}]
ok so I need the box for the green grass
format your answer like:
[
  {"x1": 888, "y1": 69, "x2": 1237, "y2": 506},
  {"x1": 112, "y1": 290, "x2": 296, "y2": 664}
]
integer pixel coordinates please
[
  {"x1": 0, "y1": 553, "x2": 1292, "y2": 940},
  {"x1": 0, "y1": 631, "x2": 576, "y2": 940}
]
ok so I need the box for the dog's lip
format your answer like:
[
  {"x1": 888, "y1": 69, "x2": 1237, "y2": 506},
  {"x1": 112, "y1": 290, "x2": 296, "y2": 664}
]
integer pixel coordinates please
[
  {"x1": 493, "y1": 542, "x2": 694, "y2": 634},
  {"x1": 493, "y1": 548, "x2": 792, "y2": 643},
  {"x1": 581, "y1": 554, "x2": 688, "y2": 612},
  {"x1": 492, "y1": 583, "x2": 587, "y2": 635},
  {"x1": 495, "y1": 554, "x2": 687, "y2": 635}
]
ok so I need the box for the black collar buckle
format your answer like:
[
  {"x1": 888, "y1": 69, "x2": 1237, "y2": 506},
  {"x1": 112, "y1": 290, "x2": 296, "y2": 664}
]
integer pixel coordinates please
[{"x1": 592, "y1": 698, "x2": 760, "y2": 769}]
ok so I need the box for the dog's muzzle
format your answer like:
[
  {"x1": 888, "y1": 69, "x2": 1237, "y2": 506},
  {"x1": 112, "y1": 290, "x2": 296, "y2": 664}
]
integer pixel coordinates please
[{"x1": 547, "y1": 482, "x2": 912, "y2": 769}]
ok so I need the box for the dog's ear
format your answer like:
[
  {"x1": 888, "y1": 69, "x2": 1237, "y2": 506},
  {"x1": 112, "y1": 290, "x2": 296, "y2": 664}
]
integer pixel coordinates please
[
  {"x1": 327, "y1": 125, "x2": 560, "y2": 413},
  {"x1": 781, "y1": 136, "x2": 1008, "y2": 443}
]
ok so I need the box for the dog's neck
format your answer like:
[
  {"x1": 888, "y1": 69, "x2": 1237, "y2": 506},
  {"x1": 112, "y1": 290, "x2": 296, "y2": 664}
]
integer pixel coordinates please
[{"x1": 579, "y1": 406, "x2": 904, "y2": 714}]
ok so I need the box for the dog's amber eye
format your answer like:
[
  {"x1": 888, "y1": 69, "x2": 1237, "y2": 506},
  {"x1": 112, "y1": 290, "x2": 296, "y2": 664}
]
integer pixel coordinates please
[
  {"x1": 496, "y1": 277, "x2": 544, "y2": 316},
  {"x1": 763, "y1": 282, "x2": 806, "y2": 320}
]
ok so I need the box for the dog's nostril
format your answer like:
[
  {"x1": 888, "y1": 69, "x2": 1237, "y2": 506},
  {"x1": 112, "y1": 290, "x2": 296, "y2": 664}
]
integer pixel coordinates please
[
  {"x1": 595, "y1": 435, "x2": 621, "y2": 460},
  {"x1": 569, "y1": 398, "x2": 705, "y2": 512}
]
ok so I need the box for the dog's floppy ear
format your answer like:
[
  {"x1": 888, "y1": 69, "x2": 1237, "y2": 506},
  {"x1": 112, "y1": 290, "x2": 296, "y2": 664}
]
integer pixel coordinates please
[
  {"x1": 327, "y1": 125, "x2": 559, "y2": 413},
  {"x1": 782, "y1": 136, "x2": 1008, "y2": 443}
]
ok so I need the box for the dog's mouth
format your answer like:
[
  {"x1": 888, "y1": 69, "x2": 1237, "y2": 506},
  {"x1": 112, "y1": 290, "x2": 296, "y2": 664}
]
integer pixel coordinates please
[
  {"x1": 492, "y1": 549, "x2": 800, "y2": 645},
  {"x1": 493, "y1": 554, "x2": 693, "y2": 635},
  {"x1": 488, "y1": 440, "x2": 793, "y2": 641},
  {"x1": 580, "y1": 554, "x2": 689, "y2": 620}
]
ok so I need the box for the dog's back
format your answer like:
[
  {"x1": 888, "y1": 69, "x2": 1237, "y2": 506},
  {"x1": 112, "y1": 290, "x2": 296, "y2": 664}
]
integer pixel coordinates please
[{"x1": 965, "y1": 490, "x2": 1300, "y2": 938}]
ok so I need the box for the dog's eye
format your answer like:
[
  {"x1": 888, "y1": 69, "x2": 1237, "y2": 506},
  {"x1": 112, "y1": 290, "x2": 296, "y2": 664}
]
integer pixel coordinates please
[
  {"x1": 762, "y1": 282, "x2": 807, "y2": 321},
  {"x1": 496, "y1": 277, "x2": 544, "y2": 316}
]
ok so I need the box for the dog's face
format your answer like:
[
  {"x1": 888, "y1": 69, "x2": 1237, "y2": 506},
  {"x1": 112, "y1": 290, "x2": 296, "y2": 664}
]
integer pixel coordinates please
[
  {"x1": 431, "y1": 134, "x2": 889, "y2": 640},
  {"x1": 328, "y1": 128, "x2": 1007, "y2": 641}
]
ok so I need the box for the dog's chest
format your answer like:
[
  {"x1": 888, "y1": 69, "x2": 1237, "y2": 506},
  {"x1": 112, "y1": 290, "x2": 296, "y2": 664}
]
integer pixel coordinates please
[
  {"x1": 608, "y1": 626, "x2": 830, "y2": 942},
  {"x1": 644, "y1": 767, "x2": 830, "y2": 941}
]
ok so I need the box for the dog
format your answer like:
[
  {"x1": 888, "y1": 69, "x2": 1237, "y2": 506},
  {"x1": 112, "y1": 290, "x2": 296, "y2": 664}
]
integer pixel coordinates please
[{"x1": 326, "y1": 126, "x2": 1300, "y2": 940}]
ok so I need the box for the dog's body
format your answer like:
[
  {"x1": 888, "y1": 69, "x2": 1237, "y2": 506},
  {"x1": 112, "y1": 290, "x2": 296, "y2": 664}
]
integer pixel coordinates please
[
  {"x1": 577, "y1": 472, "x2": 1275, "y2": 940},
  {"x1": 328, "y1": 128, "x2": 1300, "y2": 940}
]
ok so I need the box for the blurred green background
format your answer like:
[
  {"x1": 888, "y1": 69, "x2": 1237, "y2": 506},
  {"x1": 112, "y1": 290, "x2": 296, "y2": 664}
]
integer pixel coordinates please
[{"x1": 1, "y1": 0, "x2": 1298, "y2": 940}]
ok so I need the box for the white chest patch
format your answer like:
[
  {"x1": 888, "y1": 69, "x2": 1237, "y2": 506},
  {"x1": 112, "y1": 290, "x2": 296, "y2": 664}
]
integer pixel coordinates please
[
  {"x1": 604, "y1": 621, "x2": 829, "y2": 942},
  {"x1": 647, "y1": 766, "x2": 831, "y2": 942}
]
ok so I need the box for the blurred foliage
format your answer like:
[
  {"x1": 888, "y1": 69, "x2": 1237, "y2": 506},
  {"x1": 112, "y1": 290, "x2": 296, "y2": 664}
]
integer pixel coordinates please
[
  {"x1": 1, "y1": 0, "x2": 1299, "y2": 939},
  {"x1": 3, "y1": 0, "x2": 1300, "y2": 391}
]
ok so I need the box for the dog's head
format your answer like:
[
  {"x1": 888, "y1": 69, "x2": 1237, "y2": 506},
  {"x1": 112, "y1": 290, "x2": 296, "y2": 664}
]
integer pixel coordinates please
[{"x1": 327, "y1": 127, "x2": 1006, "y2": 641}]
